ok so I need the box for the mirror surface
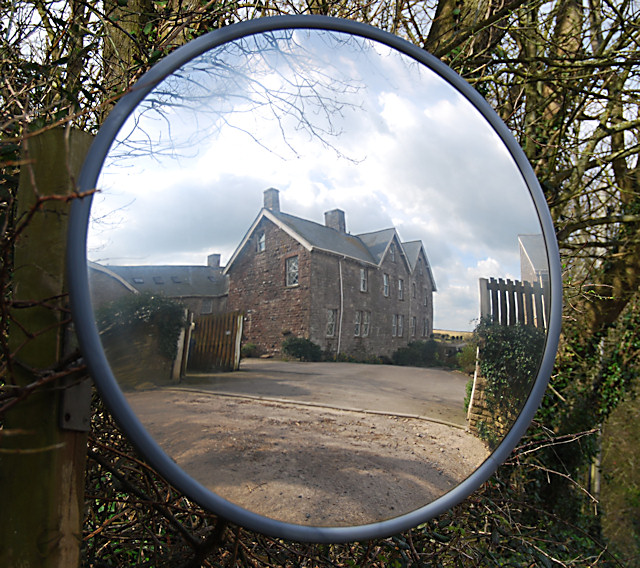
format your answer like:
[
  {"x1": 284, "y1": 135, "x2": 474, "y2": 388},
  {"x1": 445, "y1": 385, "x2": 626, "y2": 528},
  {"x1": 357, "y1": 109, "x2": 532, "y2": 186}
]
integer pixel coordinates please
[{"x1": 86, "y1": 28, "x2": 549, "y2": 526}]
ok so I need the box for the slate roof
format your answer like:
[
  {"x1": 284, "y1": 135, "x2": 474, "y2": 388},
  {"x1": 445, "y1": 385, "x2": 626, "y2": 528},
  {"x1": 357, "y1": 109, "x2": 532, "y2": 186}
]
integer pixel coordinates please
[
  {"x1": 402, "y1": 240, "x2": 437, "y2": 291},
  {"x1": 97, "y1": 264, "x2": 229, "y2": 297},
  {"x1": 271, "y1": 210, "x2": 377, "y2": 264},
  {"x1": 225, "y1": 206, "x2": 434, "y2": 282},
  {"x1": 357, "y1": 228, "x2": 398, "y2": 264}
]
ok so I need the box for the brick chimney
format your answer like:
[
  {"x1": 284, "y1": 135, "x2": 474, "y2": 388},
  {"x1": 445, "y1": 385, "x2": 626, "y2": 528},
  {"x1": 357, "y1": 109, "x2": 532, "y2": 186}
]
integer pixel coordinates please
[
  {"x1": 207, "y1": 253, "x2": 221, "y2": 268},
  {"x1": 324, "y1": 209, "x2": 346, "y2": 233},
  {"x1": 263, "y1": 188, "x2": 280, "y2": 212}
]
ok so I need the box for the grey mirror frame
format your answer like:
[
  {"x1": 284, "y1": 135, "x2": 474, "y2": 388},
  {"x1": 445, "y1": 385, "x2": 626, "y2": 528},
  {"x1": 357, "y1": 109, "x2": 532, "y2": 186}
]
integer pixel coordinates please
[{"x1": 67, "y1": 14, "x2": 562, "y2": 543}]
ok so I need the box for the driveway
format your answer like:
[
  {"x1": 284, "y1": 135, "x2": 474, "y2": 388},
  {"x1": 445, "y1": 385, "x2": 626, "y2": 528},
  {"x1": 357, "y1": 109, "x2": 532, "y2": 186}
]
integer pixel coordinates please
[{"x1": 180, "y1": 359, "x2": 471, "y2": 427}]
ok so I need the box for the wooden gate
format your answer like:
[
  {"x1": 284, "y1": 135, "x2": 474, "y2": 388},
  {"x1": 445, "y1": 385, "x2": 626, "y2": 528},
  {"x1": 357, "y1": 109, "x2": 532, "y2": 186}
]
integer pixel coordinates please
[{"x1": 186, "y1": 311, "x2": 243, "y2": 372}]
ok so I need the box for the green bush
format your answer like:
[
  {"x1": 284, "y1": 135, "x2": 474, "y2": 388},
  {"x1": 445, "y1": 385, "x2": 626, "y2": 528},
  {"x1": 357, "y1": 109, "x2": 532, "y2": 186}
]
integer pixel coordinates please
[
  {"x1": 457, "y1": 343, "x2": 477, "y2": 374},
  {"x1": 281, "y1": 337, "x2": 322, "y2": 362},
  {"x1": 240, "y1": 343, "x2": 259, "y2": 358},
  {"x1": 391, "y1": 340, "x2": 439, "y2": 367},
  {"x1": 473, "y1": 319, "x2": 546, "y2": 446},
  {"x1": 95, "y1": 292, "x2": 186, "y2": 360}
]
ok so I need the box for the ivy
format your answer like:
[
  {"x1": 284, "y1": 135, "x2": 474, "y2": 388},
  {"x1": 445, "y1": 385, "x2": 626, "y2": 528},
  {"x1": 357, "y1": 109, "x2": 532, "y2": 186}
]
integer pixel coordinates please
[
  {"x1": 474, "y1": 319, "x2": 546, "y2": 445},
  {"x1": 95, "y1": 292, "x2": 186, "y2": 360}
]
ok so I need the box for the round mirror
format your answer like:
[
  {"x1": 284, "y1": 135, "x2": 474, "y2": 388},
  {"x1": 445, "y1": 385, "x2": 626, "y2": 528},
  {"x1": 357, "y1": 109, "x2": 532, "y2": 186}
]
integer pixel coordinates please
[{"x1": 68, "y1": 16, "x2": 561, "y2": 542}]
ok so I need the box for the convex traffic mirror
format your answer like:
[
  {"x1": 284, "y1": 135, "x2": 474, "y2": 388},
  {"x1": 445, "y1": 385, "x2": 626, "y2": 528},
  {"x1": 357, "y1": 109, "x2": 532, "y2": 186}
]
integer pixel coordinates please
[{"x1": 68, "y1": 16, "x2": 561, "y2": 543}]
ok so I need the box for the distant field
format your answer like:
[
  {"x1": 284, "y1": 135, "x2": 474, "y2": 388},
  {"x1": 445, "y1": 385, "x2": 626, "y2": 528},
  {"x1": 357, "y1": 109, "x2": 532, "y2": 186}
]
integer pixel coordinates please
[{"x1": 433, "y1": 329, "x2": 474, "y2": 341}]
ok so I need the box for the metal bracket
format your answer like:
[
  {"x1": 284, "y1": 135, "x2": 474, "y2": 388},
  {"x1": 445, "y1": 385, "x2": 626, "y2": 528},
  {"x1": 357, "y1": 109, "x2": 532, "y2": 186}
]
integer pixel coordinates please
[{"x1": 60, "y1": 377, "x2": 92, "y2": 432}]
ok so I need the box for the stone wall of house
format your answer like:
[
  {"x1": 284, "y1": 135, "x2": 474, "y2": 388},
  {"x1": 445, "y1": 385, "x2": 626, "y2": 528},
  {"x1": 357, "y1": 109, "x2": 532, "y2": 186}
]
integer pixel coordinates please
[
  {"x1": 227, "y1": 217, "x2": 311, "y2": 355},
  {"x1": 309, "y1": 242, "x2": 434, "y2": 359}
]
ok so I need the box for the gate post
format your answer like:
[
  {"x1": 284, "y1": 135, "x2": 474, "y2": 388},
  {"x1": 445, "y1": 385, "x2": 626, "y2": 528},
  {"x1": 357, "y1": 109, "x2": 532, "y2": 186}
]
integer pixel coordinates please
[{"x1": 0, "y1": 128, "x2": 93, "y2": 568}]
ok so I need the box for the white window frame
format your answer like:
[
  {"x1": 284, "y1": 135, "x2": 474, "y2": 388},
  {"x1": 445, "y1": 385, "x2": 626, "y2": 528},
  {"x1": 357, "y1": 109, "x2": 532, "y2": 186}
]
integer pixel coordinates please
[
  {"x1": 383, "y1": 273, "x2": 389, "y2": 297},
  {"x1": 354, "y1": 310, "x2": 361, "y2": 336},
  {"x1": 285, "y1": 255, "x2": 299, "y2": 287},
  {"x1": 360, "y1": 268, "x2": 368, "y2": 292},
  {"x1": 398, "y1": 314, "x2": 404, "y2": 337},
  {"x1": 326, "y1": 309, "x2": 337, "y2": 337},
  {"x1": 363, "y1": 311, "x2": 370, "y2": 337},
  {"x1": 257, "y1": 231, "x2": 265, "y2": 252},
  {"x1": 392, "y1": 314, "x2": 398, "y2": 337},
  {"x1": 398, "y1": 278, "x2": 404, "y2": 300}
]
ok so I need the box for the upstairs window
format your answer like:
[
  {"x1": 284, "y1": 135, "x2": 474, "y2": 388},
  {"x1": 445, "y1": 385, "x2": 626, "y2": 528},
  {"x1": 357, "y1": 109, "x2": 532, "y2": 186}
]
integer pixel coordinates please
[
  {"x1": 412, "y1": 282, "x2": 416, "y2": 299},
  {"x1": 257, "y1": 232, "x2": 266, "y2": 252},
  {"x1": 285, "y1": 256, "x2": 299, "y2": 287},
  {"x1": 398, "y1": 278, "x2": 404, "y2": 300},
  {"x1": 383, "y1": 273, "x2": 389, "y2": 297},
  {"x1": 389, "y1": 243, "x2": 396, "y2": 262},
  {"x1": 360, "y1": 268, "x2": 368, "y2": 292}
]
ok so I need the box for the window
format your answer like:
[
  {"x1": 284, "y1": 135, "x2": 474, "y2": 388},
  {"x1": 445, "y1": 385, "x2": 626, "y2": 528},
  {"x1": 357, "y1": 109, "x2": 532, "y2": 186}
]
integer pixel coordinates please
[
  {"x1": 422, "y1": 317, "x2": 429, "y2": 337},
  {"x1": 326, "y1": 309, "x2": 337, "y2": 336},
  {"x1": 201, "y1": 298, "x2": 213, "y2": 315},
  {"x1": 363, "y1": 311, "x2": 370, "y2": 337},
  {"x1": 257, "y1": 232, "x2": 265, "y2": 252},
  {"x1": 398, "y1": 278, "x2": 404, "y2": 300},
  {"x1": 412, "y1": 282, "x2": 416, "y2": 299},
  {"x1": 354, "y1": 310, "x2": 361, "y2": 336},
  {"x1": 392, "y1": 314, "x2": 398, "y2": 337},
  {"x1": 390, "y1": 243, "x2": 396, "y2": 262},
  {"x1": 398, "y1": 314, "x2": 404, "y2": 337},
  {"x1": 285, "y1": 256, "x2": 299, "y2": 286},
  {"x1": 411, "y1": 316, "x2": 416, "y2": 337},
  {"x1": 383, "y1": 273, "x2": 389, "y2": 297},
  {"x1": 360, "y1": 268, "x2": 368, "y2": 292}
]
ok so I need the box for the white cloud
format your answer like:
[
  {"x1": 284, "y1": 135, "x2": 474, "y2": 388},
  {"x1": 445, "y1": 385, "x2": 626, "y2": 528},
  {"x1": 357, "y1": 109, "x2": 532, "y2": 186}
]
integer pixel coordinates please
[{"x1": 89, "y1": 29, "x2": 548, "y2": 330}]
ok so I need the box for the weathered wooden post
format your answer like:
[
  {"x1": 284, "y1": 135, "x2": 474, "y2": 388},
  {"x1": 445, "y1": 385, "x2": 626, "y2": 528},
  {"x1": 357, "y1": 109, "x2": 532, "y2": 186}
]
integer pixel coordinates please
[{"x1": 0, "y1": 128, "x2": 93, "y2": 567}]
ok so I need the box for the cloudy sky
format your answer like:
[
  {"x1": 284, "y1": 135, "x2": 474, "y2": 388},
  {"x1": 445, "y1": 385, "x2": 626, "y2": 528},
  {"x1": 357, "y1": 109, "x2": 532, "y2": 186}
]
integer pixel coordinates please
[{"x1": 89, "y1": 29, "x2": 545, "y2": 331}]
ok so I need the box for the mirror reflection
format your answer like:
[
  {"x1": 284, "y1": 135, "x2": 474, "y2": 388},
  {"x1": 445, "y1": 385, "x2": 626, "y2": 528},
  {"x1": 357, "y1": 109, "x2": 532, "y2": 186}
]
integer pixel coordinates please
[{"x1": 87, "y1": 28, "x2": 549, "y2": 526}]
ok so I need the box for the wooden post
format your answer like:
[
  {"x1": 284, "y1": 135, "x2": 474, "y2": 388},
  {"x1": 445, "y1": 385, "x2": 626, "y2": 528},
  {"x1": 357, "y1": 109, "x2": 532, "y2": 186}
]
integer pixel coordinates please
[{"x1": 0, "y1": 128, "x2": 93, "y2": 568}]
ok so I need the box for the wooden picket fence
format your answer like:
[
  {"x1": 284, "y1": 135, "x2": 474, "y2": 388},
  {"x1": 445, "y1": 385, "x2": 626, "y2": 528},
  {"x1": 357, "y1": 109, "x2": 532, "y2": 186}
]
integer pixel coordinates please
[
  {"x1": 479, "y1": 277, "x2": 548, "y2": 330},
  {"x1": 186, "y1": 311, "x2": 243, "y2": 372}
]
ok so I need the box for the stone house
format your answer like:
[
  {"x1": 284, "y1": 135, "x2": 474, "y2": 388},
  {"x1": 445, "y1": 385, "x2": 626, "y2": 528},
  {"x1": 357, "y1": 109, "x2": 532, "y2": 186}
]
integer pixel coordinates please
[{"x1": 224, "y1": 188, "x2": 436, "y2": 358}]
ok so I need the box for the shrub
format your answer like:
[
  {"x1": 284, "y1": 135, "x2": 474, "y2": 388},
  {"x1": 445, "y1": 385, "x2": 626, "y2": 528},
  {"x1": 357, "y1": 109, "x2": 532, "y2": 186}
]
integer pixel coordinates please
[
  {"x1": 95, "y1": 292, "x2": 186, "y2": 360},
  {"x1": 240, "y1": 343, "x2": 260, "y2": 358},
  {"x1": 391, "y1": 340, "x2": 439, "y2": 367},
  {"x1": 281, "y1": 337, "x2": 322, "y2": 362},
  {"x1": 457, "y1": 343, "x2": 477, "y2": 374}
]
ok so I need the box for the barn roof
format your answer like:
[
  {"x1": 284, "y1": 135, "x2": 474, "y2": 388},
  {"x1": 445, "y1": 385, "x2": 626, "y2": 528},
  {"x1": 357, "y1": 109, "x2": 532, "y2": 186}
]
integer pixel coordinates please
[{"x1": 96, "y1": 264, "x2": 228, "y2": 298}]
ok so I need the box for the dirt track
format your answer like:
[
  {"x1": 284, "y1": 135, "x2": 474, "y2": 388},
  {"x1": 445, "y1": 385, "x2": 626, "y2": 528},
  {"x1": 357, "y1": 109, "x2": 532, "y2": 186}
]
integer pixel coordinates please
[{"x1": 127, "y1": 388, "x2": 489, "y2": 527}]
